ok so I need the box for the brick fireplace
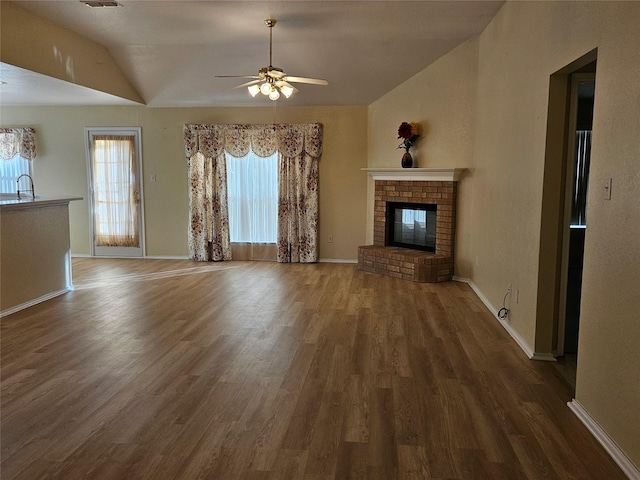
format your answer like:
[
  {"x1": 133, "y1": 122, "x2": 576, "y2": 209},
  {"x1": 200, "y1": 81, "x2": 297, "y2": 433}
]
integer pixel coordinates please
[{"x1": 358, "y1": 168, "x2": 462, "y2": 283}]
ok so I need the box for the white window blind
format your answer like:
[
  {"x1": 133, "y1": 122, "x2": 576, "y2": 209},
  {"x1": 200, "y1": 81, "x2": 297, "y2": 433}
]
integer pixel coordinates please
[
  {"x1": 0, "y1": 155, "x2": 30, "y2": 194},
  {"x1": 225, "y1": 149, "x2": 278, "y2": 243},
  {"x1": 0, "y1": 130, "x2": 34, "y2": 194}
]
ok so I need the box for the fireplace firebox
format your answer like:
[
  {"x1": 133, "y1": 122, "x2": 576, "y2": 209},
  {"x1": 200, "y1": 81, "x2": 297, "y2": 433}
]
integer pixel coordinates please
[{"x1": 386, "y1": 202, "x2": 437, "y2": 252}]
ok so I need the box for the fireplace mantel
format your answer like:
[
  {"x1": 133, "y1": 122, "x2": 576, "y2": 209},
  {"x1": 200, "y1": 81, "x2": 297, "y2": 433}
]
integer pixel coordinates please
[{"x1": 362, "y1": 168, "x2": 464, "y2": 182}]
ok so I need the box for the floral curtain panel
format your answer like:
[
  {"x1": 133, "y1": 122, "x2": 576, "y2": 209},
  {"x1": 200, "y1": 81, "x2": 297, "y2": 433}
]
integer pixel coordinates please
[
  {"x1": 184, "y1": 124, "x2": 231, "y2": 262},
  {"x1": 183, "y1": 123, "x2": 322, "y2": 263},
  {"x1": 0, "y1": 127, "x2": 37, "y2": 161},
  {"x1": 276, "y1": 123, "x2": 322, "y2": 263}
]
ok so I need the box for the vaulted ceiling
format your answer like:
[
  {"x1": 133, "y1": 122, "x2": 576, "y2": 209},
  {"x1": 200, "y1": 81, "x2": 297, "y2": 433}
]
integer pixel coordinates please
[{"x1": 1, "y1": 1, "x2": 504, "y2": 107}]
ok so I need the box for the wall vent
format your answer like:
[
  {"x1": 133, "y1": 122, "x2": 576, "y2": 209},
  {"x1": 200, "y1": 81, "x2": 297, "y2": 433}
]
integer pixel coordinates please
[{"x1": 82, "y1": 1, "x2": 120, "y2": 7}]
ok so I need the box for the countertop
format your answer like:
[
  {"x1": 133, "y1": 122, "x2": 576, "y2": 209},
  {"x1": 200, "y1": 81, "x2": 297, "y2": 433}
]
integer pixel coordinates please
[{"x1": 0, "y1": 194, "x2": 83, "y2": 211}]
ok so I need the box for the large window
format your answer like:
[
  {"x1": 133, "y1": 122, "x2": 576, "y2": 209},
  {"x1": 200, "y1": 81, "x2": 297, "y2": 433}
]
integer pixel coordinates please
[
  {"x1": 185, "y1": 123, "x2": 321, "y2": 263},
  {"x1": 0, "y1": 155, "x2": 30, "y2": 194},
  {"x1": 225, "y1": 149, "x2": 278, "y2": 243}
]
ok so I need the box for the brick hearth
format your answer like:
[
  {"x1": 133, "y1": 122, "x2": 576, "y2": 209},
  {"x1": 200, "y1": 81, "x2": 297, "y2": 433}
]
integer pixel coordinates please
[
  {"x1": 358, "y1": 176, "x2": 458, "y2": 283},
  {"x1": 358, "y1": 246, "x2": 453, "y2": 283}
]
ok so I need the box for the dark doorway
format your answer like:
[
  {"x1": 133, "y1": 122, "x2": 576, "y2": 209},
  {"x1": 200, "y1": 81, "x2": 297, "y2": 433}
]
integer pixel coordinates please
[
  {"x1": 536, "y1": 51, "x2": 597, "y2": 392},
  {"x1": 562, "y1": 73, "x2": 595, "y2": 357},
  {"x1": 563, "y1": 76, "x2": 595, "y2": 354}
]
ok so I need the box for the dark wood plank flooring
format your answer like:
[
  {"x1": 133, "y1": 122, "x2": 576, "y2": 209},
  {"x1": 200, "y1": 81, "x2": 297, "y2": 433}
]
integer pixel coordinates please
[{"x1": 0, "y1": 259, "x2": 626, "y2": 479}]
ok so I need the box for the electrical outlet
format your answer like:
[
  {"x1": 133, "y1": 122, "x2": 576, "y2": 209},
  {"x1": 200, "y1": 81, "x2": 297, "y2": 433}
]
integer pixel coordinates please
[
  {"x1": 150, "y1": 174, "x2": 157, "y2": 182},
  {"x1": 328, "y1": 235, "x2": 333, "y2": 243}
]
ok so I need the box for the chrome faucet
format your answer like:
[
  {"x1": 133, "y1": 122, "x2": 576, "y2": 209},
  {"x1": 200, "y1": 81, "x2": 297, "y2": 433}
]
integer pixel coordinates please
[{"x1": 16, "y1": 174, "x2": 35, "y2": 199}]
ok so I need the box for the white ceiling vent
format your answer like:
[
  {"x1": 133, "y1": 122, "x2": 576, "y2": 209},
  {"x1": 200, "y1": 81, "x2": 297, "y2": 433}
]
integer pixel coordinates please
[{"x1": 82, "y1": 1, "x2": 120, "y2": 7}]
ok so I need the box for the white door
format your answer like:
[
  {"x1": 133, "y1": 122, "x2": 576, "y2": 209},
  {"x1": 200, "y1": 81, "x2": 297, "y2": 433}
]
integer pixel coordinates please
[{"x1": 86, "y1": 127, "x2": 145, "y2": 257}]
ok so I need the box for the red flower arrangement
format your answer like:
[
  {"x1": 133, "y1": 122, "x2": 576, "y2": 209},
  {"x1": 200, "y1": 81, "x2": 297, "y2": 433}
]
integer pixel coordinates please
[{"x1": 397, "y1": 122, "x2": 420, "y2": 152}]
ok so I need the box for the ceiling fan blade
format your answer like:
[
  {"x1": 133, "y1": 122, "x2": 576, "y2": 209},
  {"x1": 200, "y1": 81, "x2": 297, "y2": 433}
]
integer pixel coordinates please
[
  {"x1": 233, "y1": 79, "x2": 261, "y2": 89},
  {"x1": 283, "y1": 76, "x2": 328, "y2": 86}
]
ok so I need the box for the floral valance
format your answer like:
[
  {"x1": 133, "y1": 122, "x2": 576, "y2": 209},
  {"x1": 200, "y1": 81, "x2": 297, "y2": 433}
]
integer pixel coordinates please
[
  {"x1": 0, "y1": 127, "x2": 37, "y2": 161},
  {"x1": 183, "y1": 123, "x2": 323, "y2": 159}
]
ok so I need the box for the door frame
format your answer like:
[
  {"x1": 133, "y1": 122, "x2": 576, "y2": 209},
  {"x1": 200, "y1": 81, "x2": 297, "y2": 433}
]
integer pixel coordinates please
[
  {"x1": 534, "y1": 48, "x2": 596, "y2": 359},
  {"x1": 85, "y1": 127, "x2": 146, "y2": 257}
]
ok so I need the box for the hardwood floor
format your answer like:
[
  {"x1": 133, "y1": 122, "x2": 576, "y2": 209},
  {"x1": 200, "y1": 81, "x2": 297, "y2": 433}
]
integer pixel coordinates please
[{"x1": 1, "y1": 259, "x2": 626, "y2": 479}]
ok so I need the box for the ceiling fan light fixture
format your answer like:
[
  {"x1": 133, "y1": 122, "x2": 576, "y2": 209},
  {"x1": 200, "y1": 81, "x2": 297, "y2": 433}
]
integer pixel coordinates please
[
  {"x1": 217, "y1": 18, "x2": 328, "y2": 101},
  {"x1": 268, "y1": 88, "x2": 280, "y2": 101},
  {"x1": 280, "y1": 84, "x2": 294, "y2": 98},
  {"x1": 248, "y1": 84, "x2": 260, "y2": 97},
  {"x1": 260, "y1": 82, "x2": 272, "y2": 95}
]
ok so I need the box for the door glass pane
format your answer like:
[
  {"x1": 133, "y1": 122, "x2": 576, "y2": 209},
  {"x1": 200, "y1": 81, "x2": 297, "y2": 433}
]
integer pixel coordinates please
[{"x1": 92, "y1": 135, "x2": 140, "y2": 247}]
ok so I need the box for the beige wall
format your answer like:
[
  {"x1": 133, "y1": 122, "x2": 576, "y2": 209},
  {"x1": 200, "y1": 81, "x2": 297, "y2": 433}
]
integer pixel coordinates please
[
  {"x1": 1, "y1": 2, "x2": 143, "y2": 103},
  {"x1": 367, "y1": 38, "x2": 479, "y2": 279},
  {"x1": 1, "y1": 105, "x2": 368, "y2": 261},
  {"x1": 476, "y1": 1, "x2": 640, "y2": 468},
  {"x1": 368, "y1": 0, "x2": 640, "y2": 470}
]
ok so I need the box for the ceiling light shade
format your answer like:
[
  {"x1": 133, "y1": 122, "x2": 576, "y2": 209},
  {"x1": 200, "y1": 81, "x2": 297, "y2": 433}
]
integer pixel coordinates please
[
  {"x1": 280, "y1": 84, "x2": 294, "y2": 98},
  {"x1": 268, "y1": 88, "x2": 280, "y2": 101},
  {"x1": 248, "y1": 84, "x2": 260, "y2": 97},
  {"x1": 260, "y1": 83, "x2": 272, "y2": 95}
]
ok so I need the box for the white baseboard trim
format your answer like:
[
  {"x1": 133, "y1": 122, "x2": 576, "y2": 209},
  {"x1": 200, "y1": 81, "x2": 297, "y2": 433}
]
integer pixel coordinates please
[
  {"x1": 452, "y1": 275, "x2": 469, "y2": 283},
  {"x1": 71, "y1": 253, "x2": 358, "y2": 263},
  {"x1": 71, "y1": 254, "x2": 190, "y2": 260},
  {"x1": 73, "y1": 254, "x2": 355, "y2": 263},
  {"x1": 568, "y1": 399, "x2": 640, "y2": 479},
  {"x1": 530, "y1": 352, "x2": 557, "y2": 362},
  {"x1": 1, "y1": 288, "x2": 71, "y2": 318},
  {"x1": 453, "y1": 276, "x2": 536, "y2": 359},
  {"x1": 319, "y1": 258, "x2": 358, "y2": 264}
]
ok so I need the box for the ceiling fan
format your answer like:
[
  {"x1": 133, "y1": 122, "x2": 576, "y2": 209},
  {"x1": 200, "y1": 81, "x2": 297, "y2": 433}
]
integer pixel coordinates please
[{"x1": 216, "y1": 19, "x2": 328, "y2": 101}]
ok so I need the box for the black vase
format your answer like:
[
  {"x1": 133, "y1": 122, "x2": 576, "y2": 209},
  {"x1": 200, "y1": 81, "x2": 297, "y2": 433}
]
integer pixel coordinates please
[{"x1": 401, "y1": 151, "x2": 413, "y2": 168}]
